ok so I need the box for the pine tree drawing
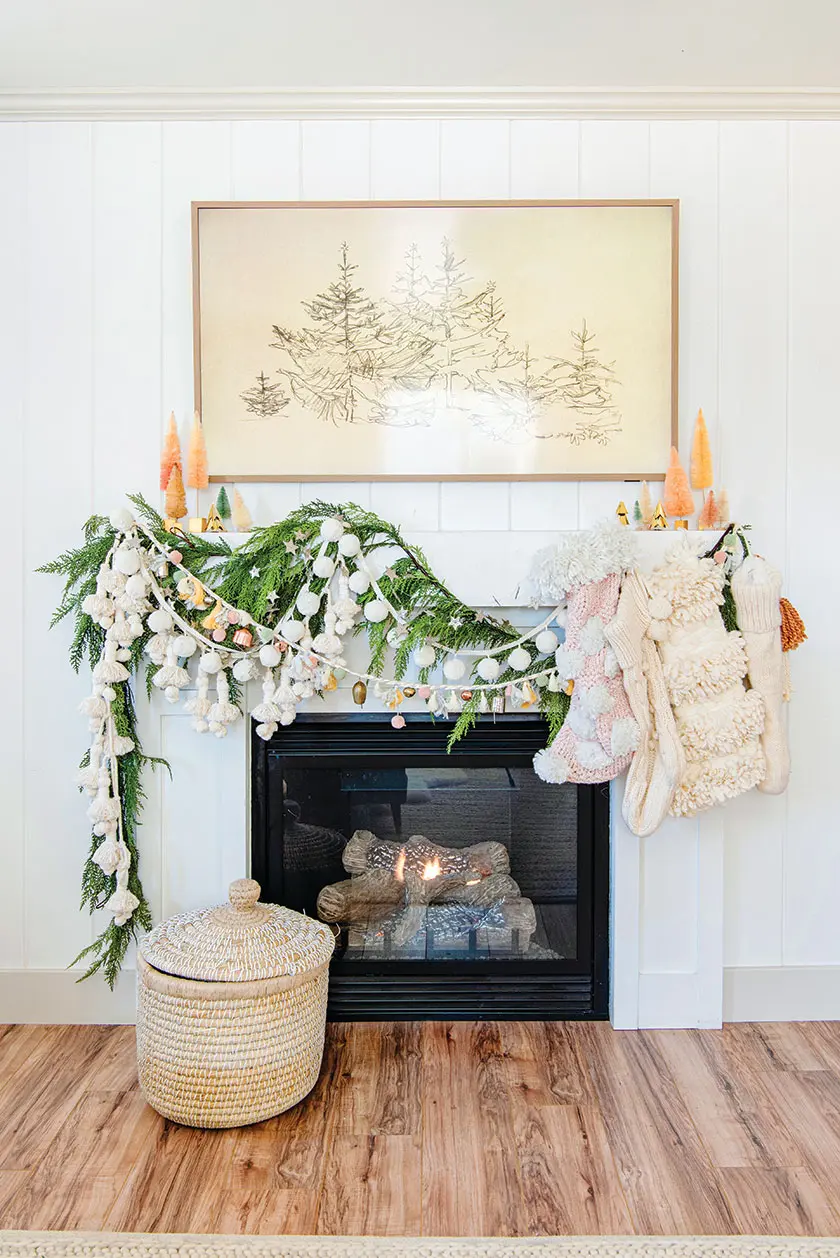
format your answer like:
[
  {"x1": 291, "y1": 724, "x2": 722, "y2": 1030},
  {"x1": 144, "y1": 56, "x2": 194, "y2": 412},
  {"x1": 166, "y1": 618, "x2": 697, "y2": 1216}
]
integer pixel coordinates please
[
  {"x1": 271, "y1": 243, "x2": 429, "y2": 425},
  {"x1": 486, "y1": 345, "x2": 562, "y2": 440},
  {"x1": 549, "y1": 320, "x2": 622, "y2": 444},
  {"x1": 240, "y1": 371, "x2": 289, "y2": 418}
]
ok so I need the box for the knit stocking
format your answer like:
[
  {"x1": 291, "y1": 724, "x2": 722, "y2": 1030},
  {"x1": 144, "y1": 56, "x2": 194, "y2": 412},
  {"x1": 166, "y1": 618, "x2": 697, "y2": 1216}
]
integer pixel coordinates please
[
  {"x1": 535, "y1": 571, "x2": 639, "y2": 785},
  {"x1": 648, "y1": 544, "x2": 766, "y2": 817},
  {"x1": 604, "y1": 570, "x2": 685, "y2": 835},
  {"x1": 731, "y1": 556, "x2": 790, "y2": 795}
]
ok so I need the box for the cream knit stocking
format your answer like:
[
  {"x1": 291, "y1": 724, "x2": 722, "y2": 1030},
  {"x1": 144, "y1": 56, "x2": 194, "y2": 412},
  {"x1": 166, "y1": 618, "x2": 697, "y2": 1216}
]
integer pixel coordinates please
[
  {"x1": 731, "y1": 556, "x2": 790, "y2": 795},
  {"x1": 604, "y1": 570, "x2": 685, "y2": 836},
  {"x1": 648, "y1": 544, "x2": 766, "y2": 817}
]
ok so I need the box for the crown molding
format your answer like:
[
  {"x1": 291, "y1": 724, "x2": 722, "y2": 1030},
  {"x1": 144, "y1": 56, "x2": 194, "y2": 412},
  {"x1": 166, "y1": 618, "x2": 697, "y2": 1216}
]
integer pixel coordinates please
[{"x1": 3, "y1": 86, "x2": 840, "y2": 121}]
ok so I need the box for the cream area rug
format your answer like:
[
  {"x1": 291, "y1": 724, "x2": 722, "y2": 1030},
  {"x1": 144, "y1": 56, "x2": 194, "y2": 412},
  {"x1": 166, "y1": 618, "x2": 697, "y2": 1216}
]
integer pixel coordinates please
[{"x1": 1, "y1": 1237, "x2": 839, "y2": 1257}]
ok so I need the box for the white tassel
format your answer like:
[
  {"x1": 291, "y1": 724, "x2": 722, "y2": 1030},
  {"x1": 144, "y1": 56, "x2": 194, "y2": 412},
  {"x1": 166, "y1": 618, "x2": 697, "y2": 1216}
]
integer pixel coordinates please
[
  {"x1": 111, "y1": 734, "x2": 135, "y2": 756},
  {"x1": 79, "y1": 691, "x2": 108, "y2": 720},
  {"x1": 232, "y1": 656, "x2": 256, "y2": 683},
  {"x1": 255, "y1": 721, "x2": 278, "y2": 741},
  {"x1": 76, "y1": 737, "x2": 103, "y2": 794},
  {"x1": 144, "y1": 632, "x2": 171, "y2": 666},
  {"x1": 93, "y1": 640, "x2": 129, "y2": 685},
  {"x1": 87, "y1": 768, "x2": 120, "y2": 824},
  {"x1": 153, "y1": 642, "x2": 191, "y2": 695},
  {"x1": 107, "y1": 611, "x2": 136, "y2": 648},
  {"x1": 92, "y1": 836, "x2": 131, "y2": 877},
  {"x1": 207, "y1": 670, "x2": 240, "y2": 726},
  {"x1": 251, "y1": 667, "x2": 282, "y2": 723},
  {"x1": 184, "y1": 671, "x2": 211, "y2": 730},
  {"x1": 106, "y1": 881, "x2": 139, "y2": 927}
]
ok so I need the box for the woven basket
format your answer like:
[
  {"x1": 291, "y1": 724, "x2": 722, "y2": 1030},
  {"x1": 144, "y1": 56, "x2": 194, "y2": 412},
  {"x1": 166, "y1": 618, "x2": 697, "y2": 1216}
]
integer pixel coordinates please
[{"x1": 137, "y1": 878, "x2": 334, "y2": 1129}]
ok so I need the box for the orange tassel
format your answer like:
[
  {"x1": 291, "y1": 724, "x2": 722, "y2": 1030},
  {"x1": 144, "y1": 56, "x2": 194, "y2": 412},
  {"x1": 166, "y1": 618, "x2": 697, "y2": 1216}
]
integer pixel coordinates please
[{"x1": 780, "y1": 598, "x2": 807, "y2": 651}]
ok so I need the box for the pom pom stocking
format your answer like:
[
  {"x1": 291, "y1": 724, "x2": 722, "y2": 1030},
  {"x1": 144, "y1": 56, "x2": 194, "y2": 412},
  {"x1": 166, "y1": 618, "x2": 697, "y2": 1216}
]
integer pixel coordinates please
[{"x1": 535, "y1": 570, "x2": 638, "y2": 785}]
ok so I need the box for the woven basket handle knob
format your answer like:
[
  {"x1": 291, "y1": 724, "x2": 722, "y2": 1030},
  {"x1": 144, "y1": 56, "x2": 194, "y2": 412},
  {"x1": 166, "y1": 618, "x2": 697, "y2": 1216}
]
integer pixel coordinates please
[{"x1": 229, "y1": 878, "x2": 261, "y2": 913}]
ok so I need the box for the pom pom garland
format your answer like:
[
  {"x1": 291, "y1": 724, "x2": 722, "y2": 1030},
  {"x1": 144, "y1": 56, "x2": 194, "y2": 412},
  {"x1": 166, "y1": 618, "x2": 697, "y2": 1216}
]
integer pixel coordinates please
[
  {"x1": 443, "y1": 656, "x2": 466, "y2": 681},
  {"x1": 319, "y1": 517, "x2": 345, "y2": 542},
  {"x1": 476, "y1": 657, "x2": 501, "y2": 682},
  {"x1": 414, "y1": 644, "x2": 436, "y2": 668},
  {"x1": 535, "y1": 629, "x2": 558, "y2": 654}
]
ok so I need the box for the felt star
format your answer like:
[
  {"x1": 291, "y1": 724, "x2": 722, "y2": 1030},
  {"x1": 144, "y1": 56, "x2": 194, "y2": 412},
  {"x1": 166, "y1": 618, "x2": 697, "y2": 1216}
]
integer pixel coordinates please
[
  {"x1": 449, "y1": 616, "x2": 463, "y2": 629},
  {"x1": 384, "y1": 566, "x2": 397, "y2": 580},
  {"x1": 267, "y1": 590, "x2": 278, "y2": 603},
  {"x1": 284, "y1": 540, "x2": 297, "y2": 555},
  {"x1": 294, "y1": 530, "x2": 307, "y2": 541},
  {"x1": 475, "y1": 611, "x2": 487, "y2": 622},
  {"x1": 249, "y1": 566, "x2": 260, "y2": 579}
]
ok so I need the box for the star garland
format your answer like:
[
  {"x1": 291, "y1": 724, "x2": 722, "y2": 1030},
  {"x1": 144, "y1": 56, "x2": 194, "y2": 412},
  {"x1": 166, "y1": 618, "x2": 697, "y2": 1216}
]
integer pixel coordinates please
[{"x1": 42, "y1": 494, "x2": 571, "y2": 985}]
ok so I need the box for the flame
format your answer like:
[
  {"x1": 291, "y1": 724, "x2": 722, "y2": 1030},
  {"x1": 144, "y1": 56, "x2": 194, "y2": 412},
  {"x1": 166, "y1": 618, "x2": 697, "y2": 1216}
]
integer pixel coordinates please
[
  {"x1": 394, "y1": 848, "x2": 406, "y2": 882},
  {"x1": 422, "y1": 857, "x2": 442, "y2": 881}
]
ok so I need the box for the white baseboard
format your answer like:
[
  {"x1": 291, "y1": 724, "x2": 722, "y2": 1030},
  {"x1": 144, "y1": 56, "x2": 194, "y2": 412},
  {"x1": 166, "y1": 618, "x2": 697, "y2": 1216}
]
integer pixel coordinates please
[
  {"x1": 723, "y1": 965, "x2": 840, "y2": 1022},
  {"x1": 0, "y1": 968, "x2": 136, "y2": 1024}
]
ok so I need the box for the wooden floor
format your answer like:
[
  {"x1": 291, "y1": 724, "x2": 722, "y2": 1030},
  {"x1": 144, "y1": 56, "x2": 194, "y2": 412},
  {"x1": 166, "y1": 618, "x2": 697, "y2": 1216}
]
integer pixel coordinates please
[{"x1": 1, "y1": 1021, "x2": 840, "y2": 1237}]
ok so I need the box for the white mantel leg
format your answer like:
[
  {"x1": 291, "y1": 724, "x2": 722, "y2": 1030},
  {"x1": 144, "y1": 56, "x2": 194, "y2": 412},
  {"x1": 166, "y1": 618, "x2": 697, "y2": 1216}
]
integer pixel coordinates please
[{"x1": 610, "y1": 775, "x2": 725, "y2": 1029}]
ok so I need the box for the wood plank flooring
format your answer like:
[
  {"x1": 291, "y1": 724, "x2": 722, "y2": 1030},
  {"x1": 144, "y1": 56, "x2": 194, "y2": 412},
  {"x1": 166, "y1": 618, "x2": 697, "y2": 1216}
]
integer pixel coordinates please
[{"x1": 0, "y1": 1020, "x2": 839, "y2": 1236}]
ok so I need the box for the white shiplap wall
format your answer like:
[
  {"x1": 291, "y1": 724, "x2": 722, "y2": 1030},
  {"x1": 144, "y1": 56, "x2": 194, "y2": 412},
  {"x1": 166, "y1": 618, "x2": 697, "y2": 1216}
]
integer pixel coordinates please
[{"x1": 1, "y1": 117, "x2": 837, "y2": 1017}]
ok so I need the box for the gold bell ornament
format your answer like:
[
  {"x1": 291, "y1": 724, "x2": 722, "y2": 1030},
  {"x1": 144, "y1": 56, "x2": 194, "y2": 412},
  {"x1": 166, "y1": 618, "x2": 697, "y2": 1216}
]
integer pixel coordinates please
[
  {"x1": 352, "y1": 680, "x2": 367, "y2": 706},
  {"x1": 460, "y1": 689, "x2": 473, "y2": 702},
  {"x1": 403, "y1": 686, "x2": 416, "y2": 698}
]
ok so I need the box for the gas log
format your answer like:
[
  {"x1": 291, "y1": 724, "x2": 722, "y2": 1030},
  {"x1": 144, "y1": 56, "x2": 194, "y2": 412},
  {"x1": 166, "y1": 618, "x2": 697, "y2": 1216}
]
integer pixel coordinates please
[{"x1": 317, "y1": 829, "x2": 537, "y2": 952}]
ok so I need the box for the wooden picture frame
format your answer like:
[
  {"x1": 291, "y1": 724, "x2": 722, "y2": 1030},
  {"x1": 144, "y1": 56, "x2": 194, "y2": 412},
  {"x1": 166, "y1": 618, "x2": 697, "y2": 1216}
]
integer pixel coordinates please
[{"x1": 192, "y1": 200, "x2": 679, "y2": 482}]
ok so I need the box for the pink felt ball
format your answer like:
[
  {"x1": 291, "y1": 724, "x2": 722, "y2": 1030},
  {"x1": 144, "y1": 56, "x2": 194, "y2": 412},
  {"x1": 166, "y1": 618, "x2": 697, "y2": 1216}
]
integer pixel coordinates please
[
  {"x1": 227, "y1": 609, "x2": 240, "y2": 625},
  {"x1": 391, "y1": 714, "x2": 406, "y2": 729},
  {"x1": 169, "y1": 550, "x2": 183, "y2": 563},
  {"x1": 212, "y1": 628, "x2": 226, "y2": 643},
  {"x1": 714, "y1": 550, "x2": 726, "y2": 565},
  {"x1": 417, "y1": 685, "x2": 431, "y2": 700}
]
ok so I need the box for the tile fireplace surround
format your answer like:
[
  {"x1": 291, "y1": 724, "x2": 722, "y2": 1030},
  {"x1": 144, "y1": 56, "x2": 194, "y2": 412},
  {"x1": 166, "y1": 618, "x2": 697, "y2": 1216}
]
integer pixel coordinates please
[{"x1": 120, "y1": 527, "x2": 726, "y2": 1033}]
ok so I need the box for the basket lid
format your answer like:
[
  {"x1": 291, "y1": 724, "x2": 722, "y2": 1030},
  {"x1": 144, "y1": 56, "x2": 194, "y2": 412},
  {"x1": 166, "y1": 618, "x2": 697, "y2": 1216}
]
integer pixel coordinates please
[{"x1": 140, "y1": 879, "x2": 335, "y2": 982}]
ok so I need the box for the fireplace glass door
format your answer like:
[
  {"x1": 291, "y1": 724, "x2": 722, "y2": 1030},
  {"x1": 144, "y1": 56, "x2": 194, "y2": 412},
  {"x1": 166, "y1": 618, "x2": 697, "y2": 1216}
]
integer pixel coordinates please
[{"x1": 252, "y1": 715, "x2": 608, "y2": 1020}]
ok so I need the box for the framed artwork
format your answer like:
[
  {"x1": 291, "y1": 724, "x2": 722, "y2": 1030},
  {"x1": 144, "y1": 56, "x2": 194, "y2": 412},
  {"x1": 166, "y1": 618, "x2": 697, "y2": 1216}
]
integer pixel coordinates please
[{"x1": 192, "y1": 200, "x2": 679, "y2": 481}]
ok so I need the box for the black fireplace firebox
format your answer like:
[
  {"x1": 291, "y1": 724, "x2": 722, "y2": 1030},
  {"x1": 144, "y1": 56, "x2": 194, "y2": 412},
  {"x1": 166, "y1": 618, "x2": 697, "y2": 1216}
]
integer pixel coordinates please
[{"x1": 252, "y1": 715, "x2": 609, "y2": 1021}]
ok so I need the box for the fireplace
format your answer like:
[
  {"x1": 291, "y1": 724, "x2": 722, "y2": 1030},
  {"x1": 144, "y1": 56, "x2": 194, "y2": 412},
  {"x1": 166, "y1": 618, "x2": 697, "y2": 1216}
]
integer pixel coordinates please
[{"x1": 252, "y1": 715, "x2": 609, "y2": 1020}]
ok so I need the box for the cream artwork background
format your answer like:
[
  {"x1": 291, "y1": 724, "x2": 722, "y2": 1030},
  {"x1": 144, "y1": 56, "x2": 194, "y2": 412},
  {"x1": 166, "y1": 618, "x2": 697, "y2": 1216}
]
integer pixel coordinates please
[{"x1": 194, "y1": 202, "x2": 676, "y2": 479}]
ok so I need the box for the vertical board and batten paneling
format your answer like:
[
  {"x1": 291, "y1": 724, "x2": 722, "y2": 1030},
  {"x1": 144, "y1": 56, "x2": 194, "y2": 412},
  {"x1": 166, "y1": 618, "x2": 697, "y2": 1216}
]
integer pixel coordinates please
[
  {"x1": 6, "y1": 115, "x2": 840, "y2": 1022},
  {"x1": 718, "y1": 123, "x2": 790, "y2": 969},
  {"x1": 0, "y1": 123, "x2": 27, "y2": 968},
  {"x1": 639, "y1": 124, "x2": 722, "y2": 999},
  {"x1": 785, "y1": 123, "x2": 840, "y2": 966},
  {"x1": 24, "y1": 124, "x2": 95, "y2": 967}
]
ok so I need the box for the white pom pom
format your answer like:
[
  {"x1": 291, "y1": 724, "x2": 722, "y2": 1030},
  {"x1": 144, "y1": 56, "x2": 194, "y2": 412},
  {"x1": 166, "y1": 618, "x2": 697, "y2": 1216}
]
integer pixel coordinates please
[
  {"x1": 296, "y1": 588, "x2": 321, "y2": 617},
  {"x1": 649, "y1": 594, "x2": 673, "y2": 621},
  {"x1": 535, "y1": 629, "x2": 559, "y2": 654},
  {"x1": 579, "y1": 616, "x2": 606, "y2": 657},
  {"x1": 508, "y1": 646, "x2": 531, "y2": 671},
  {"x1": 338, "y1": 533, "x2": 361, "y2": 557},
  {"x1": 443, "y1": 656, "x2": 466, "y2": 681},
  {"x1": 281, "y1": 619, "x2": 305, "y2": 643},
  {"x1": 232, "y1": 657, "x2": 255, "y2": 683},
  {"x1": 199, "y1": 651, "x2": 223, "y2": 674},
  {"x1": 582, "y1": 683, "x2": 614, "y2": 717},
  {"x1": 148, "y1": 609, "x2": 173, "y2": 634},
  {"x1": 164, "y1": 685, "x2": 179, "y2": 703},
  {"x1": 533, "y1": 748, "x2": 569, "y2": 785},
  {"x1": 348, "y1": 569, "x2": 370, "y2": 595},
  {"x1": 109, "y1": 507, "x2": 134, "y2": 533},
  {"x1": 611, "y1": 717, "x2": 640, "y2": 758},
  {"x1": 171, "y1": 634, "x2": 198, "y2": 658},
  {"x1": 554, "y1": 644, "x2": 584, "y2": 681},
  {"x1": 648, "y1": 619, "x2": 669, "y2": 642},
  {"x1": 114, "y1": 547, "x2": 141, "y2": 576},
  {"x1": 279, "y1": 708, "x2": 296, "y2": 726},
  {"x1": 259, "y1": 644, "x2": 282, "y2": 668},
  {"x1": 604, "y1": 646, "x2": 620, "y2": 678},
  {"x1": 319, "y1": 517, "x2": 345, "y2": 542},
  {"x1": 364, "y1": 599, "x2": 389, "y2": 623},
  {"x1": 476, "y1": 657, "x2": 501, "y2": 682},
  {"x1": 312, "y1": 554, "x2": 335, "y2": 579},
  {"x1": 414, "y1": 644, "x2": 436, "y2": 668},
  {"x1": 576, "y1": 739, "x2": 610, "y2": 771},
  {"x1": 255, "y1": 721, "x2": 278, "y2": 741},
  {"x1": 124, "y1": 573, "x2": 147, "y2": 599},
  {"x1": 555, "y1": 607, "x2": 568, "y2": 629}
]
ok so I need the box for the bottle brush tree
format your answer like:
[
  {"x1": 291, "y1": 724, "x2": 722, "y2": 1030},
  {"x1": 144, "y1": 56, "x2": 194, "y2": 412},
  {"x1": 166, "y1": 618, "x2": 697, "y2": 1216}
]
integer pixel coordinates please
[
  {"x1": 690, "y1": 408, "x2": 713, "y2": 493},
  {"x1": 186, "y1": 412, "x2": 209, "y2": 517},
  {"x1": 160, "y1": 412, "x2": 182, "y2": 492},
  {"x1": 639, "y1": 480, "x2": 653, "y2": 528},
  {"x1": 216, "y1": 486, "x2": 231, "y2": 521},
  {"x1": 716, "y1": 487, "x2": 730, "y2": 526},
  {"x1": 698, "y1": 489, "x2": 718, "y2": 530},
  {"x1": 663, "y1": 447, "x2": 695, "y2": 519},
  {"x1": 231, "y1": 487, "x2": 252, "y2": 533},
  {"x1": 165, "y1": 463, "x2": 187, "y2": 521}
]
